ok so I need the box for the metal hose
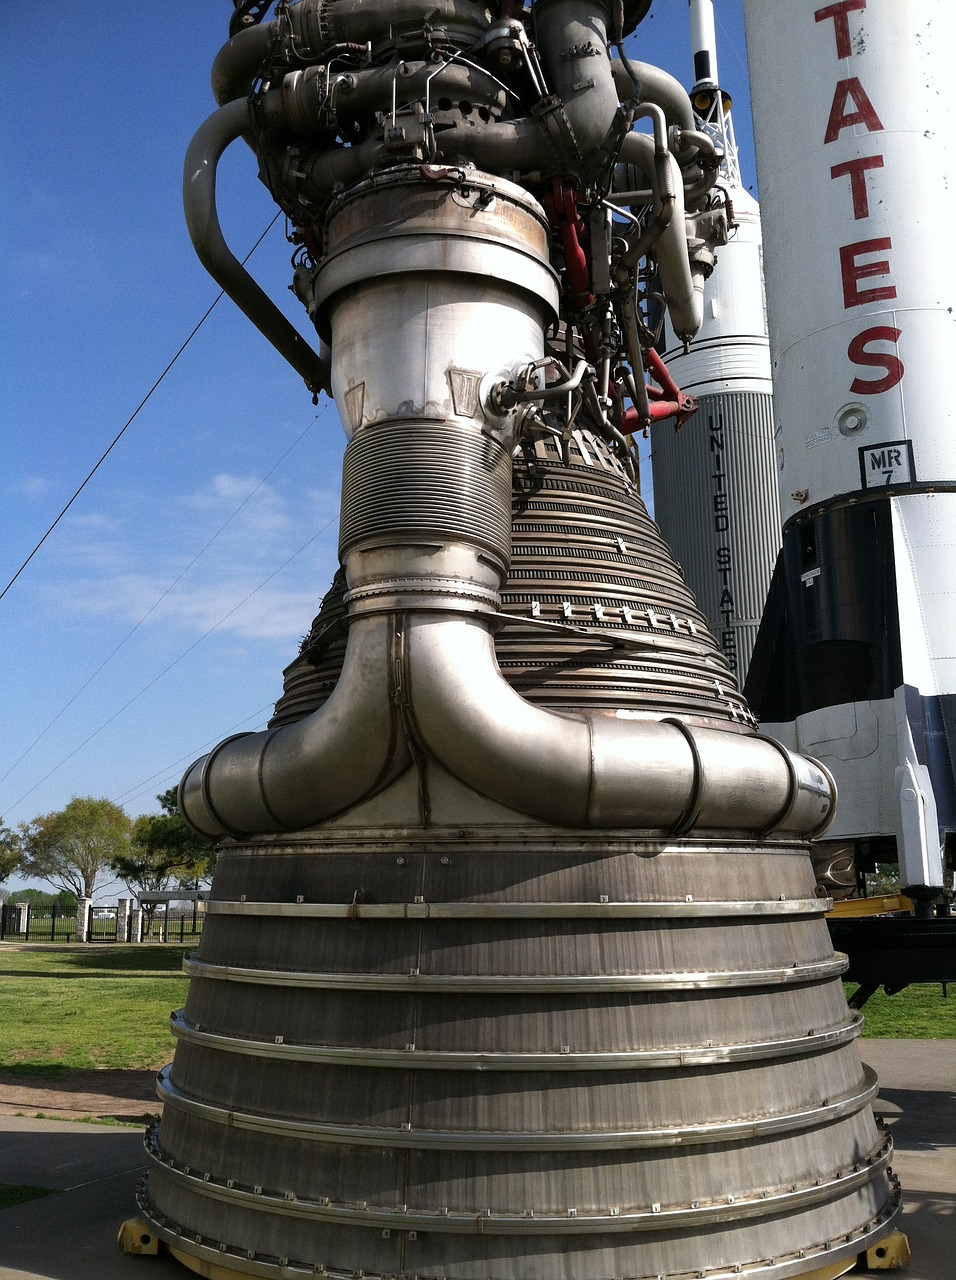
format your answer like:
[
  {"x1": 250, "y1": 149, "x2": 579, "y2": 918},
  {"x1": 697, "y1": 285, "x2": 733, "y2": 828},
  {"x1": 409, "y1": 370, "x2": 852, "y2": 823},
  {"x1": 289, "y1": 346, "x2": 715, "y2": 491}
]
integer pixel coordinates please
[
  {"x1": 618, "y1": 131, "x2": 703, "y2": 340},
  {"x1": 183, "y1": 99, "x2": 331, "y2": 394}
]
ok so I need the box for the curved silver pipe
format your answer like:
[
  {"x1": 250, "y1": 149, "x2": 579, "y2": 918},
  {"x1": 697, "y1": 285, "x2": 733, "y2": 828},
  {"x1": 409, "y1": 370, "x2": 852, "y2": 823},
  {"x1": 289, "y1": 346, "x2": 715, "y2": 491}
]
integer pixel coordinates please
[
  {"x1": 288, "y1": 117, "x2": 552, "y2": 205},
  {"x1": 615, "y1": 105, "x2": 675, "y2": 269},
  {"x1": 183, "y1": 99, "x2": 330, "y2": 395},
  {"x1": 610, "y1": 58, "x2": 696, "y2": 134},
  {"x1": 183, "y1": 590, "x2": 834, "y2": 841},
  {"x1": 257, "y1": 6, "x2": 643, "y2": 197},
  {"x1": 618, "y1": 131, "x2": 702, "y2": 340},
  {"x1": 211, "y1": 23, "x2": 273, "y2": 104},
  {"x1": 179, "y1": 614, "x2": 411, "y2": 838},
  {"x1": 676, "y1": 127, "x2": 718, "y2": 158},
  {"x1": 404, "y1": 613, "x2": 835, "y2": 837},
  {"x1": 535, "y1": 0, "x2": 622, "y2": 173},
  {"x1": 292, "y1": 0, "x2": 492, "y2": 52}
]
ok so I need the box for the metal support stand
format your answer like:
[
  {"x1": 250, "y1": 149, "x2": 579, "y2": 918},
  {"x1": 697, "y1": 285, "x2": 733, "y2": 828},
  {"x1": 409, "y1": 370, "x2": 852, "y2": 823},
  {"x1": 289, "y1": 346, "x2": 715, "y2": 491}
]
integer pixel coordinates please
[{"x1": 862, "y1": 1228, "x2": 913, "y2": 1270}]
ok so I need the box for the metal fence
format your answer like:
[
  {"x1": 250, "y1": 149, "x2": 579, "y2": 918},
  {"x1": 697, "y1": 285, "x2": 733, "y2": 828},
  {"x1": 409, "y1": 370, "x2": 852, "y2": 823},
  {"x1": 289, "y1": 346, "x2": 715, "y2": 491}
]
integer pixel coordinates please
[
  {"x1": 140, "y1": 905, "x2": 205, "y2": 944},
  {"x1": 0, "y1": 901, "x2": 205, "y2": 943},
  {"x1": 87, "y1": 905, "x2": 119, "y2": 941},
  {"x1": 0, "y1": 902, "x2": 77, "y2": 942}
]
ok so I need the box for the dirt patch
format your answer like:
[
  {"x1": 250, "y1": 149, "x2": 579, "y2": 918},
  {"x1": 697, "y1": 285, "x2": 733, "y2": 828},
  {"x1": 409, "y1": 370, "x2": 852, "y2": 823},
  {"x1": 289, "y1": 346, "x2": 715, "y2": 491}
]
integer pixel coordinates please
[{"x1": 0, "y1": 1068, "x2": 161, "y2": 1125}]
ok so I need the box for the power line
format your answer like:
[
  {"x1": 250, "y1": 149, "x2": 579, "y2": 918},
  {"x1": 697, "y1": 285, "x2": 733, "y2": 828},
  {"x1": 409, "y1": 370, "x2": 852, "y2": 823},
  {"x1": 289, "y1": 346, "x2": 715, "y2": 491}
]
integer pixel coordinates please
[
  {"x1": 715, "y1": 5, "x2": 751, "y2": 83},
  {"x1": 109, "y1": 704, "x2": 276, "y2": 810},
  {"x1": 2, "y1": 518, "x2": 335, "y2": 818},
  {"x1": 0, "y1": 409, "x2": 325, "y2": 792},
  {"x1": 0, "y1": 212, "x2": 282, "y2": 605}
]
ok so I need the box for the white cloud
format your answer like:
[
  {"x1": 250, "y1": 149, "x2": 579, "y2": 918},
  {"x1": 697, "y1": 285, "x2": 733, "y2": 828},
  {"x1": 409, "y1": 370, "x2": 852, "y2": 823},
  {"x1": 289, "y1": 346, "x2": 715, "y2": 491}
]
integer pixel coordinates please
[
  {"x1": 51, "y1": 511, "x2": 133, "y2": 575},
  {"x1": 178, "y1": 473, "x2": 300, "y2": 541},
  {"x1": 183, "y1": 472, "x2": 281, "y2": 509},
  {"x1": 68, "y1": 512, "x2": 122, "y2": 533},
  {"x1": 16, "y1": 476, "x2": 51, "y2": 498},
  {"x1": 31, "y1": 471, "x2": 340, "y2": 644}
]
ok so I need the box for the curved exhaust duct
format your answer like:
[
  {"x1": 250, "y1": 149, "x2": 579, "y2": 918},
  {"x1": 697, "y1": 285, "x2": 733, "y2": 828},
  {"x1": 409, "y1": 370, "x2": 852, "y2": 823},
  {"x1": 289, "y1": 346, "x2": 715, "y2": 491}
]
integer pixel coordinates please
[
  {"x1": 210, "y1": 22, "x2": 273, "y2": 105},
  {"x1": 180, "y1": 614, "x2": 412, "y2": 837},
  {"x1": 404, "y1": 612, "x2": 833, "y2": 835},
  {"x1": 183, "y1": 601, "x2": 834, "y2": 840}
]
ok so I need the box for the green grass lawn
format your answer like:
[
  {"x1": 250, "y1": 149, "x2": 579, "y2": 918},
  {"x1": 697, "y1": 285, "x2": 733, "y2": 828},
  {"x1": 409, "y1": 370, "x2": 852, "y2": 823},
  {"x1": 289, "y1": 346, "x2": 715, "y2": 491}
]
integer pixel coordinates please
[
  {"x1": 0, "y1": 945, "x2": 189, "y2": 1074},
  {"x1": 849, "y1": 982, "x2": 955, "y2": 1037},
  {"x1": 0, "y1": 945, "x2": 951, "y2": 1079}
]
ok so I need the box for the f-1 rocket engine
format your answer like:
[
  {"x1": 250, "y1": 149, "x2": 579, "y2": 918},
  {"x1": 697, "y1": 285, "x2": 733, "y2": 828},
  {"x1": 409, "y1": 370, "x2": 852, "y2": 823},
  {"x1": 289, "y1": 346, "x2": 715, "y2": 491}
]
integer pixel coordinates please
[{"x1": 136, "y1": 2, "x2": 901, "y2": 1277}]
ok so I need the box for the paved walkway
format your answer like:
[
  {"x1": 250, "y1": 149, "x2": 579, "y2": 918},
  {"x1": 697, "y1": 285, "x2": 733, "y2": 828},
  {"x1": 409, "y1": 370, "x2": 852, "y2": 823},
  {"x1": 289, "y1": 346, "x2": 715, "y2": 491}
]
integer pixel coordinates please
[{"x1": 0, "y1": 1040, "x2": 952, "y2": 1279}]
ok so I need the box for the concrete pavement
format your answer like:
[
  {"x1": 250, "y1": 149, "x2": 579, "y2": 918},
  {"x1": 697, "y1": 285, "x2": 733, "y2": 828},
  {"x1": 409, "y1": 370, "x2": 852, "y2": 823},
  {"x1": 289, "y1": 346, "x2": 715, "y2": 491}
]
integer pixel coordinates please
[{"x1": 0, "y1": 1040, "x2": 952, "y2": 1279}]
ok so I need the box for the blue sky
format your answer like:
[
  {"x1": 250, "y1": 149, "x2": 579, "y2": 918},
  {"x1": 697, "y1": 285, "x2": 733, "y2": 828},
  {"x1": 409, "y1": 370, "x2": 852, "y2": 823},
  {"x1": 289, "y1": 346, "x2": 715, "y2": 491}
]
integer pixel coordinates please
[{"x1": 0, "y1": 1, "x2": 754, "y2": 888}]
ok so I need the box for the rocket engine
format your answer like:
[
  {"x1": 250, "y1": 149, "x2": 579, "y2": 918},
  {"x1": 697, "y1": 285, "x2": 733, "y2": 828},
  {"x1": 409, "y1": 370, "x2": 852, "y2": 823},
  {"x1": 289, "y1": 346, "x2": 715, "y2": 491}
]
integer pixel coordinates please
[{"x1": 137, "y1": 2, "x2": 901, "y2": 1276}]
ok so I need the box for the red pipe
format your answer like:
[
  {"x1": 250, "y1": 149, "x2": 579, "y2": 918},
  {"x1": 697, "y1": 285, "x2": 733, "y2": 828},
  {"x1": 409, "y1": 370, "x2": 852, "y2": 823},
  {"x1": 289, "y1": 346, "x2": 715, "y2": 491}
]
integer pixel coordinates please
[
  {"x1": 621, "y1": 349, "x2": 699, "y2": 432},
  {"x1": 544, "y1": 179, "x2": 595, "y2": 311}
]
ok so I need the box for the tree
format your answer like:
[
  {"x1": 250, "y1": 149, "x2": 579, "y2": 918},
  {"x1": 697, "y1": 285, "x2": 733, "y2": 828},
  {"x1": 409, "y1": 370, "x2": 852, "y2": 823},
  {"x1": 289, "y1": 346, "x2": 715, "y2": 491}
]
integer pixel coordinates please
[
  {"x1": 112, "y1": 788, "x2": 218, "y2": 901},
  {"x1": 18, "y1": 797, "x2": 132, "y2": 900},
  {"x1": 5, "y1": 887, "x2": 76, "y2": 908},
  {"x1": 0, "y1": 817, "x2": 21, "y2": 896}
]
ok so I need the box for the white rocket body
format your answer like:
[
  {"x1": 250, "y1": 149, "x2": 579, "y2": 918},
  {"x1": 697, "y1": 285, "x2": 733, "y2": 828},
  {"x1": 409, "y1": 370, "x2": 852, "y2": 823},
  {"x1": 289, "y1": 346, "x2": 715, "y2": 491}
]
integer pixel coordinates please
[
  {"x1": 652, "y1": 1, "x2": 780, "y2": 680},
  {"x1": 655, "y1": 188, "x2": 780, "y2": 681},
  {"x1": 742, "y1": 0, "x2": 956, "y2": 891}
]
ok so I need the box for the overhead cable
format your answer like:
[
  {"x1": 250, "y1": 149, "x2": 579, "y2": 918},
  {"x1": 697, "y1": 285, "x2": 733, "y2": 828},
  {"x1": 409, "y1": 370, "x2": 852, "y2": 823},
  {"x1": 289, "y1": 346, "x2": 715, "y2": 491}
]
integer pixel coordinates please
[{"x1": 0, "y1": 213, "x2": 282, "y2": 605}]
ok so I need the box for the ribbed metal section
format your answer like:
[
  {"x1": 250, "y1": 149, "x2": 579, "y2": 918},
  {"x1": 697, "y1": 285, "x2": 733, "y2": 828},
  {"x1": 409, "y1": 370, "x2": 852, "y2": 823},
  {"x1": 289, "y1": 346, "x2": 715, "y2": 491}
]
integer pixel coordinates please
[
  {"x1": 497, "y1": 430, "x2": 751, "y2": 723},
  {"x1": 274, "y1": 430, "x2": 752, "y2": 728},
  {"x1": 651, "y1": 390, "x2": 780, "y2": 682},
  {"x1": 339, "y1": 421, "x2": 512, "y2": 565},
  {"x1": 269, "y1": 570, "x2": 348, "y2": 729},
  {"x1": 155, "y1": 1061, "x2": 879, "y2": 1148},
  {"x1": 144, "y1": 841, "x2": 897, "y2": 1279}
]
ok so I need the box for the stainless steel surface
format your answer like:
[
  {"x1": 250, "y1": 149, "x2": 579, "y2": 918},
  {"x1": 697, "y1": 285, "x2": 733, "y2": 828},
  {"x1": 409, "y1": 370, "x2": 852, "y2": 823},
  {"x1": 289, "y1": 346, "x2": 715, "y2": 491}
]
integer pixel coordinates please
[
  {"x1": 204, "y1": 896, "x2": 829, "y2": 918},
  {"x1": 180, "y1": 954, "x2": 851, "y2": 992},
  {"x1": 7, "y1": 1039, "x2": 951, "y2": 1280},
  {"x1": 155, "y1": 3, "x2": 900, "y2": 1276},
  {"x1": 178, "y1": 615, "x2": 412, "y2": 837},
  {"x1": 147, "y1": 841, "x2": 897, "y2": 1278},
  {"x1": 169, "y1": 1007, "x2": 865, "y2": 1070},
  {"x1": 182, "y1": 98, "x2": 329, "y2": 394},
  {"x1": 155, "y1": 1063, "x2": 880, "y2": 1148},
  {"x1": 653, "y1": 388, "x2": 780, "y2": 682}
]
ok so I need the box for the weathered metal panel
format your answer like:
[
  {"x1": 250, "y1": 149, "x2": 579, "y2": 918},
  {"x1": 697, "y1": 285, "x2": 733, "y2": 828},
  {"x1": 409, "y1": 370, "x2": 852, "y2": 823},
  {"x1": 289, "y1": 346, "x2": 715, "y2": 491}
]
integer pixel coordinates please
[{"x1": 652, "y1": 388, "x2": 780, "y2": 682}]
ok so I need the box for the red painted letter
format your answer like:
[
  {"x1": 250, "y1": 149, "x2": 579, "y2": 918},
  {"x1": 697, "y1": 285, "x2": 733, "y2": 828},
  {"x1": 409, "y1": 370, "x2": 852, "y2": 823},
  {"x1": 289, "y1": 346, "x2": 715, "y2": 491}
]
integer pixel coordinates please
[
  {"x1": 848, "y1": 326, "x2": 904, "y2": 394},
  {"x1": 840, "y1": 239, "x2": 895, "y2": 308},
  {"x1": 825, "y1": 78, "x2": 884, "y2": 143},
  {"x1": 815, "y1": 0, "x2": 866, "y2": 59},
  {"x1": 831, "y1": 155, "x2": 884, "y2": 219}
]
